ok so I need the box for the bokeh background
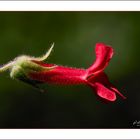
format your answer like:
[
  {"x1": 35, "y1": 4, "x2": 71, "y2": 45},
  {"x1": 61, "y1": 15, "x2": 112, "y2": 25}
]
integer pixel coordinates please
[{"x1": 0, "y1": 12, "x2": 139, "y2": 128}]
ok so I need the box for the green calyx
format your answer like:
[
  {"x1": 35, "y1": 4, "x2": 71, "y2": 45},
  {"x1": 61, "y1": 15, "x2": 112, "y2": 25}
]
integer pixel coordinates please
[{"x1": 0, "y1": 43, "x2": 56, "y2": 88}]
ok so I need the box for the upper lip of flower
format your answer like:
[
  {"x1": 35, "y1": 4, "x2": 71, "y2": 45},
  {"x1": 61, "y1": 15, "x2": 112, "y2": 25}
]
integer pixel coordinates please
[{"x1": 87, "y1": 43, "x2": 113, "y2": 74}]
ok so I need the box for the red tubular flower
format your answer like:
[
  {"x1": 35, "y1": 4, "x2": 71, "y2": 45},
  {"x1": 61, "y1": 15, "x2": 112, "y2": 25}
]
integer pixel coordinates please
[
  {"x1": 29, "y1": 43, "x2": 126, "y2": 101},
  {"x1": 0, "y1": 43, "x2": 126, "y2": 102}
]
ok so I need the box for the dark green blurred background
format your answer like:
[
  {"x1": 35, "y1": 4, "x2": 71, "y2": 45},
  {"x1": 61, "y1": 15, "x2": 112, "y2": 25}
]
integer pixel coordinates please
[{"x1": 0, "y1": 12, "x2": 139, "y2": 128}]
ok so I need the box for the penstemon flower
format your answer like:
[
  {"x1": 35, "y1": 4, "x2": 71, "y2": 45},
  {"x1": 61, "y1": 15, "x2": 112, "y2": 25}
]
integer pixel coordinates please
[{"x1": 0, "y1": 43, "x2": 126, "y2": 101}]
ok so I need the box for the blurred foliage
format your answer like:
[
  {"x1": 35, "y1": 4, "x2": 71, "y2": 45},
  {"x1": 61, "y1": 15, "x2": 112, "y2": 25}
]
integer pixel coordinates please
[{"x1": 0, "y1": 12, "x2": 139, "y2": 128}]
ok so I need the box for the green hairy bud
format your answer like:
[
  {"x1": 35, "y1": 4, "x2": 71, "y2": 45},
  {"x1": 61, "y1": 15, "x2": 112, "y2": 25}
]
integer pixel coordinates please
[{"x1": 0, "y1": 43, "x2": 56, "y2": 89}]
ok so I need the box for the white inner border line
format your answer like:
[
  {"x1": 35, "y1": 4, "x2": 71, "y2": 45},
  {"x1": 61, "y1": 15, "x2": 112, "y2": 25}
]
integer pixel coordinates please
[
  {"x1": 0, "y1": 129, "x2": 140, "y2": 139},
  {"x1": 0, "y1": 1, "x2": 140, "y2": 11}
]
